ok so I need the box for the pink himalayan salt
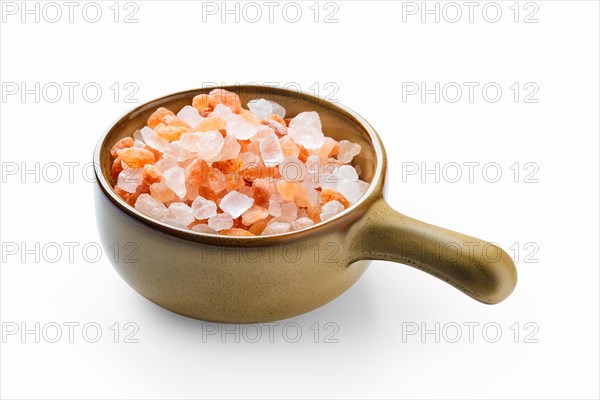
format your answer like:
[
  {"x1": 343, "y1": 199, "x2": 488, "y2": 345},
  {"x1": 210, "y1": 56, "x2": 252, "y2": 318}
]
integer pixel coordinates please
[{"x1": 111, "y1": 91, "x2": 367, "y2": 236}]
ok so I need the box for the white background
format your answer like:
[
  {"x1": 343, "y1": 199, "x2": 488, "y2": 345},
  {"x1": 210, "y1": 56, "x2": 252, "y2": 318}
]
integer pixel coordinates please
[{"x1": 1, "y1": 1, "x2": 599, "y2": 399}]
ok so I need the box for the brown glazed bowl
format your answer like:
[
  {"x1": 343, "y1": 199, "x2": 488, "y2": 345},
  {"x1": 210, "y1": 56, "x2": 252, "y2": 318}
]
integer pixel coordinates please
[{"x1": 94, "y1": 85, "x2": 517, "y2": 323}]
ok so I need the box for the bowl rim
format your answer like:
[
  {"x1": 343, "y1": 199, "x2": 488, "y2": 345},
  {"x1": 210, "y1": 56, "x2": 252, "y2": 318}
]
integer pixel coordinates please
[{"x1": 94, "y1": 85, "x2": 386, "y2": 244}]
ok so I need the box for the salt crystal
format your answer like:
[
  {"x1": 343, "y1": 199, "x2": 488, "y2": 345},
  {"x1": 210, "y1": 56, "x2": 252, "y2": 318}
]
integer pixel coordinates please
[
  {"x1": 155, "y1": 156, "x2": 178, "y2": 172},
  {"x1": 260, "y1": 133, "x2": 284, "y2": 166},
  {"x1": 320, "y1": 171, "x2": 340, "y2": 190},
  {"x1": 226, "y1": 115, "x2": 258, "y2": 140},
  {"x1": 177, "y1": 105, "x2": 203, "y2": 128},
  {"x1": 292, "y1": 217, "x2": 314, "y2": 230},
  {"x1": 135, "y1": 193, "x2": 167, "y2": 220},
  {"x1": 211, "y1": 104, "x2": 233, "y2": 118},
  {"x1": 133, "y1": 129, "x2": 144, "y2": 143},
  {"x1": 337, "y1": 140, "x2": 361, "y2": 163},
  {"x1": 241, "y1": 205, "x2": 269, "y2": 226},
  {"x1": 320, "y1": 200, "x2": 345, "y2": 221},
  {"x1": 358, "y1": 180, "x2": 370, "y2": 195},
  {"x1": 337, "y1": 165, "x2": 359, "y2": 182},
  {"x1": 248, "y1": 99, "x2": 286, "y2": 121},
  {"x1": 150, "y1": 181, "x2": 177, "y2": 203},
  {"x1": 288, "y1": 112, "x2": 325, "y2": 149},
  {"x1": 191, "y1": 224, "x2": 217, "y2": 234},
  {"x1": 117, "y1": 168, "x2": 143, "y2": 193},
  {"x1": 337, "y1": 180, "x2": 361, "y2": 204},
  {"x1": 220, "y1": 135, "x2": 241, "y2": 159},
  {"x1": 219, "y1": 190, "x2": 254, "y2": 218},
  {"x1": 180, "y1": 131, "x2": 224, "y2": 160},
  {"x1": 262, "y1": 222, "x2": 291, "y2": 235},
  {"x1": 141, "y1": 126, "x2": 168, "y2": 152},
  {"x1": 279, "y1": 201, "x2": 298, "y2": 222},
  {"x1": 268, "y1": 199, "x2": 282, "y2": 217},
  {"x1": 163, "y1": 166, "x2": 187, "y2": 198},
  {"x1": 208, "y1": 212, "x2": 233, "y2": 231},
  {"x1": 163, "y1": 141, "x2": 194, "y2": 162},
  {"x1": 160, "y1": 202, "x2": 195, "y2": 227},
  {"x1": 279, "y1": 157, "x2": 307, "y2": 182},
  {"x1": 191, "y1": 196, "x2": 217, "y2": 220}
]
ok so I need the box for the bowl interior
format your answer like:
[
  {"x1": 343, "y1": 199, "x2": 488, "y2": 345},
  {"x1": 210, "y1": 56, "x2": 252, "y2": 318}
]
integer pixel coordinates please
[{"x1": 96, "y1": 85, "x2": 383, "y2": 240}]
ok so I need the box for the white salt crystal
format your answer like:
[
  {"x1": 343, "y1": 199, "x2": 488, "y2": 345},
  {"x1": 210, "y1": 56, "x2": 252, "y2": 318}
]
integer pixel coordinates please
[
  {"x1": 219, "y1": 190, "x2": 254, "y2": 218},
  {"x1": 292, "y1": 217, "x2": 314, "y2": 230},
  {"x1": 177, "y1": 105, "x2": 203, "y2": 128},
  {"x1": 191, "y1": 196, "x2": 217, "y2": 220},
  {"x1": 268, "y1": 199, "x2": 282, "y2": 217},
  {"x1": 337, "y1": 165, "x2": 359, "y2": 182},
  {"x1": 337, "y1": 180, "x2": 361, "y2": 204},
  {"x1": 211, "y1": 104, "x2": 233, "y2": 117},
  {"x1": 320, "y1": 171, "x2": 340, "y2": 190},
  {"x1": 163, "y1": 141, "x2": 194, "y2": 162},
  {"x1": 279, "y1": 157, "x2": 307, "y2": 182},
  {"x1": 155, "y1": 156, "x2": 178, "y2": 172},
  {"x1": 116, "y1": 168, "x2": 143, "y2": 193},
  {"x1": 141, "y1": 126, "x2": 168, "y2": 152},
  {"x1": 288, "y1": 111, "x2": 325, "y2": 149},
  {"x1": 160, "y1": 202, "x2": 195, "y2": 227},
  {"x1": 262, "y1": 222, "x2": 291, "y2": 235},
  {"x1": 163, "y1": 166, "x2": 187, "y2": 198},
  {"x1": 180, "y1": 131, "x2": 224, "y2": 160},
  {"x1": 337, "y1": 140, "x2": 361, "y2": 163},
  {"x1": 208, "y1": 213, "x2": 233, "y2": 231},
  {"x1": 134, "y1": 194, "x2": 167, "y2": 220},
  {"x1": 191, "y1": 224, "x2": 217, "y2": 234},
  {"x1": 260, "y1": 133, "x2": 284, "y2": 166},
  {"x1": 248, "y1": 99, "x2": 287, "y2": 121},
  {"x1": 227, "y1": 119, "x2": 258, "y2": 140},
  {"x1": 279, "y1": 201, "x2": 298, "y2": 222},
  {"x1": 358, "y1": 180, "x2": 370, "y2": 195},
  {"x1": 300, "y1": 182, "x2": 319, "y2": 205},
  {"x1": 320, "y1": 200, "x2": 345, "y2": 221}
]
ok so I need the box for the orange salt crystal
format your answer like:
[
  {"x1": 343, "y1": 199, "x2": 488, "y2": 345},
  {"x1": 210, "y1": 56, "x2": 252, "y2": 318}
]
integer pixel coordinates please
[
  {"x1": 220, "y1": 228, "x2": 255, "y2": 236},
  {"x1": 279, "y1": 135, "x2": 300, "y2": 158},
  {"x1": 212, "y1": 158, "x2": 243, "y2": 174},
  {"x1": 204, "y1": 168, "x2": 227, "y2": 193},
  {"x1": 110, "y1": 137, "x2": 134, "y2": 158},
  {"x1": 307, "y1": 204, "x2": 322, "y2": 224},
  {"x1": 252, "y1": 179, "x2": 274, "y2": 204},
  {"x1": 114, "y1": 186, "x2": 132, "y2": 203},
  {"x1": 192, "y1": 93, "x2": 210, "y2": 112},
  {"x1": 248, "y1": 220, "x2": 268, "y2": 235},
  {"x1": 154, "y1": 123, "x2": 189, "y2": 141},
  {"x1": 269, "y1": 114, "x2": 287, "y2": 127},
  {"x1": 319, "y1": 137, "x2": 339, "y2": 159},
  {"x1": 147, "y1": 107, "x2": 175, "y2": 128},
  {"x1": 243, "y1": 162, "x2": 277, "y2": 182},
  {"x1": 144, "y1": 145, "x2": 162, "y2": 160},
  {"x1": 117, "y1": 147, "x2": 156, "y2": 169},
  {"x1": 195, "y1": 116, "x2": 226, "y2": 132},
  {"x1": 321, "y1": 188, "x2": 350, "y2": 209},
  {"x1": 150, "y1": 181, "x2": 177, "y2": 203},
  {"x1": 241, "y1": 205, "x2": 269, "y2": 226},
  {"x1": 208, "y1": 88, "x2": 242, "y2": 113},
  {"x1": 185, "y1": 158, "x2": 210, "y2": 187},
  {"x1": 112, "y1": 157, "x2": 123, "y2": 182},
  {"x1": 225, "y1": 173, "x2": 246, "y2": 192},
  {"x1": 297, "y1": 145, "x2": 309, "y2": 163},
  {"x1": 142, "y1": 164, "x2": 162, "y2": 185},
  {"x1": 198, "y1": 186, "x2": 218, "y2": 203},
  {"x1": 161, "y1": 115, "x2": 189, "y2": 128}
]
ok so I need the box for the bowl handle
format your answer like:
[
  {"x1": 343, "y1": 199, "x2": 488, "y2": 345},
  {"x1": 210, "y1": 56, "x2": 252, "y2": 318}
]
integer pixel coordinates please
[{"x1": 350, "y1": 199, "x2": 517, "y2": 304}]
